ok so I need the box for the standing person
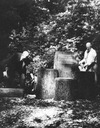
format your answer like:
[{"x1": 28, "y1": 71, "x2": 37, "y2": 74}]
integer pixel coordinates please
[
  {"x1": 20, "y1": 51, "x2": 33, "y2": 89},
  {"x1": 79, "y1": 42, "x2": 97, "y2": 83}
]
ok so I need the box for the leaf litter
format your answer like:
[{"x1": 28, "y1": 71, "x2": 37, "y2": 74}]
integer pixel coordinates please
[{"x1": 0, "y1": 97, "x2": 100, "y2": 128}]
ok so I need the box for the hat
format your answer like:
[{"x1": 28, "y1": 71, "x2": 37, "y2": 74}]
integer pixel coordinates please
[{"x1": 20, "y1": 51, "x2": 29, "y2": 61}]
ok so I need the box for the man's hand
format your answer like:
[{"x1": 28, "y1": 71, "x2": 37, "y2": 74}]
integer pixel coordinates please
[
  {"x1": 84, "y1": 63, "x2": 89, "y2": 68},
  {"x1": 79, "y1": 61, "x2": 82, "y2": 65},
  {"x1": 79, "y1": 60, "x2": 85, "y2": 66}
]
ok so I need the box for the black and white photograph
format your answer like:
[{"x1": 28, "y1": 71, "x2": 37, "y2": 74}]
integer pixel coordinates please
[{"x1": 0, "y1": 0, "x2": 100, "y2": 127}]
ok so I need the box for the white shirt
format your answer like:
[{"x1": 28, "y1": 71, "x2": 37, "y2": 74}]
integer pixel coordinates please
[{"x1": 83, "y1": 48, "x2": 97, "y2": 65}]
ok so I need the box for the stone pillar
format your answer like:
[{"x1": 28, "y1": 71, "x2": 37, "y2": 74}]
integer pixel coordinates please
[
  {"x1": 97, "y1": 51, "x2": 100, "y2": 86},
  {"x1": 54, "y1": 51, "x2": 78, "y2": 79},
  {"x1": 55, "y1": 78, "x2": 78, "y2": 101},
  {"x1": 36, "y1": 68, "x2": 59, "y2": 99}
]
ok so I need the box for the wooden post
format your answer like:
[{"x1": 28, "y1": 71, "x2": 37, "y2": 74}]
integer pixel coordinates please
[
  {"x1": 0, "y1": 88, "x2": 24, "y2": 97},
  {"x1": 36, "y1": 68, "x2": 59, "y2": 99},
  {"x1": 55, "y1": 78, "x2": 78, "y2": 101}
]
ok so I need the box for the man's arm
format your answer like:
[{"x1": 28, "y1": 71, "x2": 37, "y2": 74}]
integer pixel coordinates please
[
  {"x1": 79, "y1": 51, "x2": 86, "y2": 65},
  {"x1": 79, "y1": 59, "x2": 85, "y2": 65}
]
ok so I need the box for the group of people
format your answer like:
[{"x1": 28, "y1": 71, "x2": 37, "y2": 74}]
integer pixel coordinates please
[{"x1": 0, "y1": 41, "x2": 98, "y2": 95}]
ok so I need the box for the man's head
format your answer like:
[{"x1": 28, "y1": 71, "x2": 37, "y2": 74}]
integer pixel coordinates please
[{"x1": 86, "y1": 42, "x2": 92, "y2": 51}]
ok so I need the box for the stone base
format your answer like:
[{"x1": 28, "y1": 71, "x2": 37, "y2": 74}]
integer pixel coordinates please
[
  {"x1": 55, "y1": 78, "x2": 78, "y2": 101},
  {"x1": 36, "y1": 68, "x2": 58, "y2": 99},
  {"x1": 78, "y1": 72, "x2": 96, "y2": 99},
  {"x1": 0, "y1": 88, "x2": 24, "y2": 97}
]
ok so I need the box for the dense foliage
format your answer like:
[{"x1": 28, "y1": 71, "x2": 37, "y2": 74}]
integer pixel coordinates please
[
  {"x1": 7, "y1": 0, "x2": 100, "y2": 53},
  {"x1": 7, "y1": 0, "x2": 100, "y2": 72},
  {"x1": 1, "y1": 0, "x2": 100, "y2": 86}
]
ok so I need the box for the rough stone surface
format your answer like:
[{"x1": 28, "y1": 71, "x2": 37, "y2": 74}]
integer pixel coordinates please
[
  {"x1": 54, "y1": 51, "x2": 78, "y2": 79},
  {"x1": 55, "y1": 78, "x2": 78, "y2": 101},
  {"x1": 97, "y1": 51, "x2": 100, "y2": 85},
  {"x1": 36, "y1": 68, "x2": 59, "y2": 99},
  {"x1": 0, "y1": 88, "x2": 24, "y2": 97}
]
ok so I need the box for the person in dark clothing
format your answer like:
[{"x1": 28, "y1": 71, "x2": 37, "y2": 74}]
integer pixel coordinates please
[
  {"x1": 6, "y1": 52, "x2": 22, "y2": 87},
  {"x1": 0, "y1": 52, "x2": 22, "y2": 87},
  {"x1": 20, "y1": 51, "x2": 33, "y2": 95},
  {"x1": 0, "y1": 50, "x2": 33, "y2": 93},
  {"x1": 20, "y1": 51, "x2": 33, "y2": 88}
]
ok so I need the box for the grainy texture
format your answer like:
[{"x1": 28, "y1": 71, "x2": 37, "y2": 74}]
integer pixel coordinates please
[
  {"x1": 54, "y1": 51, "x2": 78, "y2": 79},
  {"x1": 55, "y1": 78, "x2": 78, "y2": 101},
  {"x1": 1, "y1": 97, "x2": 100, "y2": 128},
  {"x1": 0, "y1": 88, "x2": 24, "y2": 97},
  {"x1": 36, "y1": 68, "x2": 58, "y2": 99},
  {"x1": 77, "y1": 72, "x2": 96, "y2": 99}
]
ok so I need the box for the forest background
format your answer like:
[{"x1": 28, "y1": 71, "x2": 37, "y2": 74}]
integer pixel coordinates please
[{"x1": 0, "y1": 0, "x2": 100, "y2": 75}]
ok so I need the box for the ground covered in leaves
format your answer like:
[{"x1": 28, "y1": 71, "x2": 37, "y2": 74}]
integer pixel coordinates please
[{"x1": 0, "y1": 96, "x2": 100, "y2": 128}]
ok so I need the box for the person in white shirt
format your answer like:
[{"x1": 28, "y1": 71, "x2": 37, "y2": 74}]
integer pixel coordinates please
[
  {"x1": 79, "y1": 42, "x2": 97, "y2": 72},
  {"x1": 79, "y1": 42, "x2": 98, "y2": 84}
]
